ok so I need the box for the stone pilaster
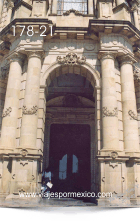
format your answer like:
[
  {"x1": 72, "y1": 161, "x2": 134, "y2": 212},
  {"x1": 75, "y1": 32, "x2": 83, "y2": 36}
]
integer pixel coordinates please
[
  {"x1": 20, "y1": 51, "x2": 44, "y2": 149},
  {"x1": 6, "y1": 0, "x2": 14, "y2": 25},
  {"x1": 0, "y1": 52, "x2": 24, "y2": 151},
  {"x1": 88, "y1": 0, "x2": 94, "y2": 15},
  {"x1": 99, "y1": 52, "x2": 120, "y2": 151},
  {"x1": 132, "y1": 4, "x2": 139, "y2": 30},
  {"x1": 119, "y1": 56, "x2": 139, "y2": 152},
  {"x1": 52, "y1": 0, "x2": 57, "y2": 14}
]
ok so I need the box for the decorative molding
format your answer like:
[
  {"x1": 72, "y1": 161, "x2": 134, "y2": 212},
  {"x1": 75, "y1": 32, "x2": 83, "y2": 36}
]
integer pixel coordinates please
[
  {"x1": 98, "y1": 52, "x2": 116, "y2": 61},
  {"x1": 128, "y1": 110, "x2": 138, "y2": 121},
  {"x1": 0, "y1": 174, "x2": 2, "y2": 179},
  {"x1": 20, "y1": 160, "x2": 28, "y2": 166},
  {"x1": 102, "y1": 107, "x2": 118, "y2": 117},
  {"x1": 12, "y1": 174, "x2": 16, "y2": 179},
  {"x1": 109, "y1": 162, "x2": 118, "y2": 169},
  {"x1": 84, "y1": 43, "x2": 95, "y2": 51},
  {"x1": 2, "y1": 107, "x2": 12, "y2": 117},
  {"x1": 63, "y1": 9, "x2": 84, "y2": 16},
  {"x1": 32, "y1": 175, "x2": 35, "y2": 180},
  {"x1": 122, "y1": 177, "x2": 125, "y2": 182},
  {"x1": 20, "y1": 149, "x2": 28, "y2": 157},
  {"x1": 111, "y1": 151, "x2": 118, "y2": 159},
  {"x1": 18, "y1": 188, "x2": 25, "y2": 193},
  {"x1": 45, "y1": 111, "x2": 95, "y2": 121},
  {"x1": 67, "y1": 42, "x2": 77, "y2": 51},
  {"x1": 57, "y1": 53, "x2": 86, "y2": 66},
  {"x1": 102, "y1": 177, "x2": 105, "y2": 182},
  {"x1": 22, "y1": 105, "x2": 38, "y2": 115}
]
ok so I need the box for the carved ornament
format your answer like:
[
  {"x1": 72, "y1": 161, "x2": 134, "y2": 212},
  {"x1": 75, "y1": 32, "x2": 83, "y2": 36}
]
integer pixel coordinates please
[
  {"x1": 102, "y1": 177, "x2": 105, "y2": 182},
  {"x1": 102, "y1": 107, "x2": 118, "y2": 117},
  {"x1": 22, "y1": 105, "x2": 38, "y2": 115},
  {"x1": 12, "y1": 174, "x2": 16, "y2": 179},
  {"x1": 63, "y1": 9, "x2": 84, "y2": 16},
  {"x1": 109, "y1": 162, "x2": 118, "y2": 169},
  {"x1": 20, "y1": 149, "x2": 28, "y2": 157},
  {"x1": 57, "y1": 53, "x2": 86, "y2": 66},
  {"x1": 111, "y1": 151, "x2": 118, "y2": 159},
  {"x1": 2, "y1": 107, "x2": 12, "y2": 117},
  {"x1": 20, "y1": 160, "x2": 28, "y2": 166},
  {"x1": 128, "y1": 110, "x2": 138, "y2": 121}
]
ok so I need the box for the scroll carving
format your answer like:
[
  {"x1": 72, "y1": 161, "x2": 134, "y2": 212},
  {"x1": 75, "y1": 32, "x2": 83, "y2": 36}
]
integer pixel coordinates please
[
  {"x1": 2, "y1": 107, "x2": 12, "y2": 117},
  {"x1": 57, "y1": 53, "x2": 86, "y2": 66},
  {"x1": 63, "y1": 9, "x2": 83, "y2": 16},
  {"x1": 128, "y1": 110, "x2": 138, "y2": 121},
  {"x1": 22, "y1": 105, "x2": 38, "y2": 115},
  {"x1": 102, "y1": 107, "x2": 118, "y2": 117}
]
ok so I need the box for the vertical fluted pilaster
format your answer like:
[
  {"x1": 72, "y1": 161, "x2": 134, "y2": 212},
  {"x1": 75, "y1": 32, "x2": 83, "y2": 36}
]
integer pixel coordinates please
[{"x1": 99, "y1": 52, "x2": 120, "y2": 150}]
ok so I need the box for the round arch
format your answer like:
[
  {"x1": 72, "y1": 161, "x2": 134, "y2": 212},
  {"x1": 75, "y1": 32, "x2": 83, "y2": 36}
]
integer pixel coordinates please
[{"x1": 40, "y1": 61, "x2": 101, "y2": 88}]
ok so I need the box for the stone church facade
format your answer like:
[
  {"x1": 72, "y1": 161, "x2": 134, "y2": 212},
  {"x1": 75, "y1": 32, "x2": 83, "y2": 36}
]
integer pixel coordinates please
[{"x1": 0, "y1": 0, "x2": 140, "y2": 206}]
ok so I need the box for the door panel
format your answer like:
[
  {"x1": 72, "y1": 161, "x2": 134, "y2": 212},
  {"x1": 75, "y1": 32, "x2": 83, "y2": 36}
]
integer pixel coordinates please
[{"x1": 49, "y1": 124, "x2": 91, "y2": 194}]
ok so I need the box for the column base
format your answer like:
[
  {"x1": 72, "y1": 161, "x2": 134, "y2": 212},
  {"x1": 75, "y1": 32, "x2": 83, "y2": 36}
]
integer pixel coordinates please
[
  {"x1": 4, "y1": 193, "x2": 41, "y2": 207},
  {"x1": 130, "y1": 198, "x2": 140, "y2": 206},
  {"x1": 97, "y1": 197, "x2": 131, "y2": 207}
]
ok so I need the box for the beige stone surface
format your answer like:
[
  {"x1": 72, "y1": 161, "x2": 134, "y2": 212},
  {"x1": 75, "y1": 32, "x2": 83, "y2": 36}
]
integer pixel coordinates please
[{"x1": 0, "y1": 0, "x2": 140, "y2": 207}]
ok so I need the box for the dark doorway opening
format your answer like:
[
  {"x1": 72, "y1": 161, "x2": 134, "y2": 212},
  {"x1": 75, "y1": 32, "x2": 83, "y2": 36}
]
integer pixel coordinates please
[{"x1": 48, "y1": 124, "x2": 91, "y2": 197}]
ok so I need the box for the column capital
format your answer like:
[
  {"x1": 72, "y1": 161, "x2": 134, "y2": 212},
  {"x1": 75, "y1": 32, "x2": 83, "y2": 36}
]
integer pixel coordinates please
[
  {"x1": 7, "y1": 52, "x2": 26, "y2": 65},
  {"x1": 98, "y1": 51, "x2": 117, "y2": 61},
  {"x1": 27, "y1": 50, "x2": 45, "y2": 60},
  {"x1": 118, "y1": 54, "x2": 136, "y2": 66}
]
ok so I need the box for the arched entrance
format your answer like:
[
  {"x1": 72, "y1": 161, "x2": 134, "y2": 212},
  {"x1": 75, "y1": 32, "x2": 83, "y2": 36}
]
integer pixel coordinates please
[{"x1": 41, "y1": 63, "x2": 100, "y2": 200}]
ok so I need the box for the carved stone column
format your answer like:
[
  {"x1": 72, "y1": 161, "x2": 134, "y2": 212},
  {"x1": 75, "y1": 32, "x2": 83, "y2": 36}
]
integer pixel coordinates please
[
  {"x1": 0, "y1": 52, "x2": 24, "y2": 150},
  {"x1": 20, "y1": 51, "x2": 43, "y2": 148},
  {"x1": 99, "y1": 52, "x2": 119, "y2": 151},
  {"x1": 119, "y1": 56, "x2": 139, "y2": 151}
]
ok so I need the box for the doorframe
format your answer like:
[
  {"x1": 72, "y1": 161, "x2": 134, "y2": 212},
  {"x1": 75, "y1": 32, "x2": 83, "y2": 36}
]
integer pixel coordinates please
[{"x1": 43, "y1": 106, "x2": 96, "y2": 192}]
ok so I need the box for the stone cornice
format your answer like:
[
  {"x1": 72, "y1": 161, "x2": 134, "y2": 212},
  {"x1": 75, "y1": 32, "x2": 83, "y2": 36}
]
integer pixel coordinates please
[
  {"x1": 118, "y1": 54, "x2": 137, "y2": 65},
  {"x1": 0, "y1": 18, "x2": 53, "y2": 42},
  {"x1": 89, "y1": 19, "x2": 140, "y2": 44}
]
